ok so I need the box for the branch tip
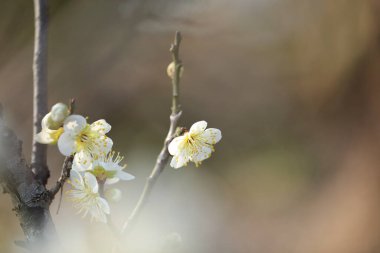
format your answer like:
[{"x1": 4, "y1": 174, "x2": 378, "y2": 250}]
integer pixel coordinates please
[{"x1": 69, "y1": 98, "x2": 76, "y2": 114}]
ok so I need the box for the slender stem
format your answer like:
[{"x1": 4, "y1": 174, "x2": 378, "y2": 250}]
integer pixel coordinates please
[
  {"x1": 48, "y1": 156, "x2": 73, "y2": 197},
  {"x1": 170, "y1": 31, "x2": 182, "y2": 115},
  {"x1": 120, "y1": 32, "x2": 183, "y2": 236},
  {"x1": 31, "y1": 0, "x2": 49, "y2": 184}
]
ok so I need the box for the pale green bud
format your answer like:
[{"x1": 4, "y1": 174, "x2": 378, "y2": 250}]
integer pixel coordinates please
[
  {"x1": 50, "y1": 103, "x2": 70, "y2": 123},
  {"x1": 167, "y1": 62, "x2": 184, "y2": 79},
  {"x1": 104, "y1": 188, "x2": 122, "y2": 202}
]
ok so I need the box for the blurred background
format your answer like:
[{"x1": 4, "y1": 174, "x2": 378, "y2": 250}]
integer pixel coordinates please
[{"x1": 1, "y1": 0, "x2": 380, "y2": 252}]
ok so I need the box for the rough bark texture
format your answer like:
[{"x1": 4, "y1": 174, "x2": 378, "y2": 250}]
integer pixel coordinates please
[{"x1": 0, "y1": 112, "x2": 57, "y2": 250}]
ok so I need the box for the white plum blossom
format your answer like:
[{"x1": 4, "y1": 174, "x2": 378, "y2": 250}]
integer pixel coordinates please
[
  {"x1": 58, "y1": 115, "x2": 113, "y2": 157},
  {"x1": 72, "y1": 151, "x2": 135, "y2": 185},
  {"x1": 67, "y1": 170, "x2": 110, "y2": 223},
  {"x1": 168, "y1": 121, "x2": 222, "y2": 169}
]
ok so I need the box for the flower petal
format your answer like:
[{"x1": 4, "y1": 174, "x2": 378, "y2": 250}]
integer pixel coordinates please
[
  {"x1": 90, "y1": 119, "x2": 111, "y2": 135},
  {"x1": 98, "y1": 197, "x2": 110, "y2": 214},
  {"x1": 92, "y1": 136, "x2": 113, "y2": 156},
  {"x1": 101, "y1": 161, "x2": 123, "y2": 172},
  {"x1": 63, "y1": 115, "x2": 87, "y2": 135},
  {"x1": 90, "y1": 197, "x2": 110, "y2": 223},
  {"x1": 105, "y1": 177, "x2": 120, "y2": 185},
  {"x1": 89, "y1": 200, "x2": 107, "y2": 223},
  {"x1": 201, "y1": 128, "x2": 222, "y2": 144},
  {"x1": 35, "y1": 131, "x2": 54, "y2": 144},
  {"x1": 84, "y1": 172, "x2": 99, "y2": 194},
  {"x1": 189, "y1": 121, "x2": 207, "y2": 135},
  {"x1": 168, "y1": 136, "x2": 186, "y2": 156},
  {"x1": 73, "y1": 151, "x2": 93, "y2": 172},
  {"x1": 69, "y1": 169, "x2": 84, "y2": 189},
  {"x1": 116, "y1": 170, "x2": 135, "y2": 181},
  {"x1": 170, "y1": 147, "x2": 191, "y2": 169},
  {"x1": 41, "y1": 112, "x2": 52, "y2": 129},
  {"x1": 58, "y1": 132, "x2": 76, "y2": 156},
  {"x1": 190, "y1": 145, "x2": 213, "y2": 164}
]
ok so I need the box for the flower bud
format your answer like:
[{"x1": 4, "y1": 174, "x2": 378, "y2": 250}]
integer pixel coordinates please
[
  {"x1": 167, "y1": 62, "x2": 184, "y2": 79},
  {"x1": 104, "y1": 188, "x2": 122, "y2": 202},
  {"x1": 50, "y1": 103, "x2": 70, "y2": 123}
]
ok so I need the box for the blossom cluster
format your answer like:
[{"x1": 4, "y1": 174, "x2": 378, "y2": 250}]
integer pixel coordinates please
[
  {"x1": 36, "y1": 103, "x2": 134, "y2": 223},
  {"x1": 37, "y1": 103, "x2": 222, "y2": 223}
]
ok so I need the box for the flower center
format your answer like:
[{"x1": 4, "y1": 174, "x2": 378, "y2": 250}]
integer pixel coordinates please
[
  {"x1": 75, "y1": 125, "x2": 102, "y2": 153},
  {"x1": 91, "y1": 166, "x2": 117, "y2": 181}
]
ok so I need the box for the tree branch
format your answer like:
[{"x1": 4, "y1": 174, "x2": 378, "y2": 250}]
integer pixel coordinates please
[
  {"x1": 0, "y1": 106, "x2": 57, "y2": 249},
  {"x1": 120, "y1": 31, "x2": 183, "y2": 236},
  {"x1": 31, "y1": 0, "x2": 49, "y2": 185}
]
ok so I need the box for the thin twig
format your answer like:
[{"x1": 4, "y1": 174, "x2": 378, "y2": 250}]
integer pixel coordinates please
[
  {"x1": 120, "y1": 31, "x2": 183, "y2": 236},
  {"x1": 170, "y1": 31, "x2": 182, "y2": 115},
  {"x1": 48, "y1": 156, "x2": 73, "y2": 198},
  {"x1": 31, "y1": 0, "x2": 49, "y2": 185}
]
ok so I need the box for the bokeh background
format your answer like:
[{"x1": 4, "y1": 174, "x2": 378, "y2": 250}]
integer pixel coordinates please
[{"x1": 1, "y1": 0, "x2": 380, "y2": 252}]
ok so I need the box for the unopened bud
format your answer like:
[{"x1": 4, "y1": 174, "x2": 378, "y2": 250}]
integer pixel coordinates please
[
  {"x1": 104, "y1": 188, "x2": 122, "y2": 202},
  {"x1": 51, "y1": 103, "x2": 70, "y2": 123},
  {"x1": 167, "y1": 62, "x2": 184, "y2": 79}
]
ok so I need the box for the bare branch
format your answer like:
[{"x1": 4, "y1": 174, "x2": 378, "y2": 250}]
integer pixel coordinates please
[
  {"x1": 120, "y1": 31, "x2": 183, "y2": 236},
  {"x1": 170, "y1": 31, "x2": 182, "y2": 115},
  {"x1": 31, "y1": 0, "x2": 49, "y2": 185},
  {"x1": 0, "y1": 108, "x2": 57, "y2": 248}
]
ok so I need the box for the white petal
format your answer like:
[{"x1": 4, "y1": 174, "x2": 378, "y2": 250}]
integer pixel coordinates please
[
  {"x1": 69, "y1": 169, "x2": 84, "y2": 189},
  {"x1": 116, "y1": 170, "x2": 135, "y2": 181},
  {"x1": 89, "y1": 203, "x2": 107, "y2": 223},
  {"x1": 102, "y1": 161, "x2": 122, "y2": 172},
  {"x1": 105, "y1": 177, "x2": 120, "y2": 185},
  {"x1": 63, "y1": 115, "x2": 87, "y2": 135},
  {"x1": 68, "y1": 190, "x2": 86, "y2": 200},
  {"x1": 98, "y1": 197, "x2": 110, "y2": 214},
  {"x1": 168, "y1": 136, "x2": 186, "y2": 156},
  {"x1": 189, "y1": 121, "x2": 207, "y2": 135},
  {"x1": 90, "y1": 119, "x2": 111, "y2": 135},
  {"x1": 170, "y1": 147, "x2": 191, "y2": 169},
  {"x1": 92, "y1": 136, "x2": 113, "y2": 156},
  {"x1": 72, "y1": 151, "x2": 93, "y2": 172},
  {"x1": 84, "y1": 172, "x2": 99, "y2": 194},
  {"x1": 35, "y1": 131, "x2": 54, "y2": 144},
  {"x1": 41, "y1": 112, "x2": 52, "y2": 129},
  {"x1": 191, "y1": 145, "x2": 213, "y2": 164},
  {"x1": 57, "y1": 132, "x2": 76, "y2": 156},
  {"x1": 201, "y1": 128, "x2": 222, "y2": 144}
]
